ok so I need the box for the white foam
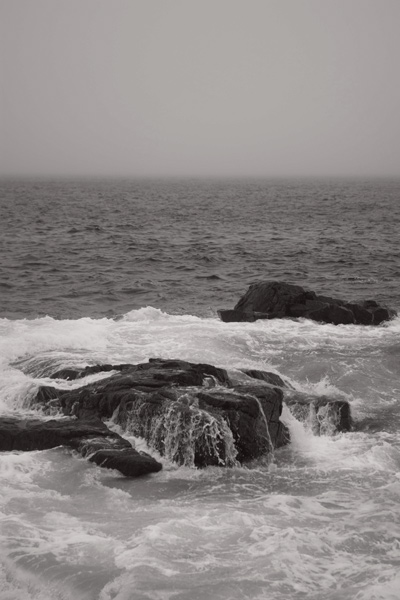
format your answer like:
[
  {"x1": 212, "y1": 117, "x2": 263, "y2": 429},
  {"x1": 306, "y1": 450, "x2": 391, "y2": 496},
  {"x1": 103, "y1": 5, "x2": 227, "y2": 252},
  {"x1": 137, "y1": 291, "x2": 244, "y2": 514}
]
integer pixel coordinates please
[{"x1": 0, "y1": 310, "x2": 399, "y2": 599}]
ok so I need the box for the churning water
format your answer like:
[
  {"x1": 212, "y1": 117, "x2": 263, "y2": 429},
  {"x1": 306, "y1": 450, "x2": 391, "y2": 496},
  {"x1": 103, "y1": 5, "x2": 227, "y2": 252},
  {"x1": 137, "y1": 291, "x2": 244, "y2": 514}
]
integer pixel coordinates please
[{"x1": 1, "y1": 178, "x2": 400, "y2": 599}]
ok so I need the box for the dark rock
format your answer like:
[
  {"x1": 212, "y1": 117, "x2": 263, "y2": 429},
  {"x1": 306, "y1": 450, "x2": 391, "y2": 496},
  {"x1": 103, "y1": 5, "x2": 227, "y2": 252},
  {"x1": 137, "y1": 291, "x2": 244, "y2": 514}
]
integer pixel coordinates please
[
  {"x1": 234, "y1": 281, "x2": 312, "y2": 316},
  {"x1": 75, "y1": 437, "x2": 162, "y2": 477},
  {"x1": 284, "y1": 392, "x2": 352, "y2": 435},
  {"x1": 33, "y1": 359, "x2": 232, "y2": 420},
  {"x1": 0, "y1": 416, "x2": 112, "y2": 451},
  {"x1": 219, "y1": 281, "x2": 396, "y2": 326},
  {"x1": 0, "y1": 416, "x2": 163, "y2": 477},
  {"x1": 307, "y1": 303, "x2": 355, "y2": 325},
  {"x1": 218, "y1": 309, "x2": 255, "y2": 323},
  {"x1": 242, "y1": 369, "x2": 286, "y2": 388},
  {"x1": 50, "y1": 364, "x2": 132, "y2": 381},
  {"x1": 317, "y1": 295, "x2": 344, "y2": 307},
  {"x1": 115, "y1": 383, "x2": 289, "y2": 466},
  {"x1": 31, "y1": 359, "x2": 289, "y2": 468},
  {"x1": 344, "y1": 302, "x2": 373, "y2": 325},
  {"x1": 371, "y1": 306, "x2": 397, "y2": 325},
  {"x1": 362, "y1": 300, "x2": 379, "y2": 308}
]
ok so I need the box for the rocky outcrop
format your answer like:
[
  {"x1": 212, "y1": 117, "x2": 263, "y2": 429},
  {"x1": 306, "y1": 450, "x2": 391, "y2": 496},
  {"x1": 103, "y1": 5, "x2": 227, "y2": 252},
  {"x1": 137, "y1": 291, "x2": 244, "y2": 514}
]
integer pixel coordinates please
[
  {"x1": 243, "y1": 369, "x2": 352, "y2": 435},
  {"x1": 32, "y1": 359, "x2": 289, "y2": 468},
  {"x1": 0, "y1": 416, "x2": 162, "y2": 477},
  {"x1": 30, "y1": 358, "x2": 352, "y2": 470},
  {"x1": 218, "y1": 281, "x2": 397, "y2": 326},
  {"x1": 283, "y1": 392, "x2": 352, "y2": 435}
]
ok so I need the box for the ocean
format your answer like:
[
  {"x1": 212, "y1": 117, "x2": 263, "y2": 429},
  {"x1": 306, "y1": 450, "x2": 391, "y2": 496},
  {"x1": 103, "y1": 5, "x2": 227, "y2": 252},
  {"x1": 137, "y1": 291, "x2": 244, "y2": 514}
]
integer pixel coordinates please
[{"x1": 1, "y1": 177, "x2": 400, "y2": 600}]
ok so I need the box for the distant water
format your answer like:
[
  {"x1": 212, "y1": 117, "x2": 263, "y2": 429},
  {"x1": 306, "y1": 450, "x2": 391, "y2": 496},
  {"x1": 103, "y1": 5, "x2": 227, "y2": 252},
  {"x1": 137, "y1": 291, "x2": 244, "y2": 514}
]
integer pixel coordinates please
[
  {"x1": 1, "y1": 178, "x2": 400, "y2": 600},
  {"x1": 1, "y1": 178, "x2": 400, "y2": 319}
]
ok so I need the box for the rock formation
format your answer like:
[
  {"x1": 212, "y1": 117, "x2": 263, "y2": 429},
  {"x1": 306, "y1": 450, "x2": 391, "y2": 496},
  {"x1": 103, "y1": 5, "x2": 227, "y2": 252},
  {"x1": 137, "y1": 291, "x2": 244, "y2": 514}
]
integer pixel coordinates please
[
  {"x1": 32, "y1": 359, "x2": 288, "y2": 468},
  {"x1": 242, "y1": 369, "x2": 352, "y2": 435},
  {"x1": 0, "y1": 416, "x2": 162, "y2": 477},
  {"x1": 218, "y1": 281, "x2": 397, "y2": 325},
  {"x1": 3, "y1": 358, "x2": 353, "y2": 475}
]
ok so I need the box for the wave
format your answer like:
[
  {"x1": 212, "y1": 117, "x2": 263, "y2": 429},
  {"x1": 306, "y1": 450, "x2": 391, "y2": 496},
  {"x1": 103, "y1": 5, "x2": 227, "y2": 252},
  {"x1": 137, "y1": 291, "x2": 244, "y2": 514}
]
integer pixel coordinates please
[{"x1": 1, "y1": 308, "x2": 399, "y2": 413}]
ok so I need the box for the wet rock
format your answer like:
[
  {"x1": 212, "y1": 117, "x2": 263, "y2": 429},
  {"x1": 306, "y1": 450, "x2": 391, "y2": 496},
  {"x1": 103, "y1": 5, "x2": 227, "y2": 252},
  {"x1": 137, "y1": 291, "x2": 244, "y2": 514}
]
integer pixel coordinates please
[
  {"x1": 116, "y1": 384, "x2": 288, "y2": 466},
  {"x1": 241, "y1": 369, "x2": 287, "y2": 388},
  {"x1": 218, "y1": 309, "x2": 255, "y2": 323},
  {"x1": 218, "y1": 281, "x2": 396, "y2": 326},
  {"x1": 50, "y1": 364, "x2": 132, "y2": 381},
  {"x1": 284, "y1": 392, "x2": 352, "y2": 435},
  {"x1": 74, "y1": 437, "x2": 162, "y2": 477},
  {"x1": 0, "y1": 416, "x2": 162, "y2": 477},
  {"x1": 32, "y1": 359, "x2": 289, "y2": 468}
]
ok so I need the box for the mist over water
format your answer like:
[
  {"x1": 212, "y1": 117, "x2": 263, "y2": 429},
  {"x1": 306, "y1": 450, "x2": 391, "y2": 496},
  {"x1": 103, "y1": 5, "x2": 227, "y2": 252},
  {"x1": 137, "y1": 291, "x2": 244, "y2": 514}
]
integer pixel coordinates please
[{"x1": 1, "y1": 178, "x2": 400, "y2": 599}]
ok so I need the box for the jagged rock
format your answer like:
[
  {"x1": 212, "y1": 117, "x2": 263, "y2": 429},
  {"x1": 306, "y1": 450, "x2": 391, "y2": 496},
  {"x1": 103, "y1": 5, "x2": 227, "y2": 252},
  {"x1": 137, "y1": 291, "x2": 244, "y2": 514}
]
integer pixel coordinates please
[
  {"x1": 73, "y1": 437, "x2": 162, "y2": 477},
  {"x1": 218, "y1": 309, "x2": 256, "y2": 323},
  {"x1": 218, "y1": 281, "x2": 396, "y2": 325},
  {"x1": 284, "y1": 392, "x2": 352, "y2": 435},
  {"x1": 32, "y1": 359, "x2": 289, "y2": 468},
  {"x1": 115, "y1": 384, "x2": 288, "y2": 466},
  {"x1": 0, "y1": 416, "x2": 162, "y2": 477},
  {"x1": 238, "y1": 366, "x2": 351, "y2": 435},
  {"x1": 50, "y1": 364, "x2": 132, "y2": 381},
  {"x1": 241, "y1": 369, "x2": 287, "y2": 388}
]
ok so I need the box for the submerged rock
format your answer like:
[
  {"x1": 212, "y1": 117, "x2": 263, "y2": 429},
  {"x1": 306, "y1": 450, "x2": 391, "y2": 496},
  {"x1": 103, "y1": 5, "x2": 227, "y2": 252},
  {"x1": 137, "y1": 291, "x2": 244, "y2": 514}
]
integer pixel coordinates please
[
  {"x1": 0, "y1": 416, "x2": 162, "y2": 477},
  {"x1": 218, "y1": 281, "x2": 397, "y2": 326}
]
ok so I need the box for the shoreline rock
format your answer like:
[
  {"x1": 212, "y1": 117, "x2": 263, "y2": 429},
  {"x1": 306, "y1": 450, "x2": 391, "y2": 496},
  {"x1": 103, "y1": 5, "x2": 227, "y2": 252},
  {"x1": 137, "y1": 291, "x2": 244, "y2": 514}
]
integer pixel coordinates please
[
  {"x1": 218, "y1": 281, "x2": 397, "y2": 326},
  {"x1": 28, "y1": 358, "x2": 353, "y2": 470},
  {"x1": 0, "y1": 416, "x2": 162, "y2": 477},
  {"x1": 32, "y1": 359, "x2": 289, "y2": 467}
]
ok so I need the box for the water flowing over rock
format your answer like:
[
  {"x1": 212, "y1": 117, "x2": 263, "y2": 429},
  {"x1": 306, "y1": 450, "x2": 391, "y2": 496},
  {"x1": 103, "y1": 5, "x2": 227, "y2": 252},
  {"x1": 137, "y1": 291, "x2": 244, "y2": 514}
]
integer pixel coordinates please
[
  {"x1": 243, "y1": 369, "x2": 352, "y2": 435},
  {"x1": 283, "y1": 392, "x2": 352, "y2": 435},
  {"x1": 0, "y1": 416, "x2": 162, "y2": 477},
  {"x1": 32, "y1": 359, "x2": 289, "y2": 468},
  {"x1": 218, "y1": 281, "x2": 397, "y2": 325}
]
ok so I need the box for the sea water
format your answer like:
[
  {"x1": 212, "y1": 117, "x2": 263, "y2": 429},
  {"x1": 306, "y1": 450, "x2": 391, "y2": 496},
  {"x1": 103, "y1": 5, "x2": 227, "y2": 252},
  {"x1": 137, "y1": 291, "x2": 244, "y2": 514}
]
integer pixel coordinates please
[{"x1": 0, "y1": 178, "x2": 400, "y2": 599}]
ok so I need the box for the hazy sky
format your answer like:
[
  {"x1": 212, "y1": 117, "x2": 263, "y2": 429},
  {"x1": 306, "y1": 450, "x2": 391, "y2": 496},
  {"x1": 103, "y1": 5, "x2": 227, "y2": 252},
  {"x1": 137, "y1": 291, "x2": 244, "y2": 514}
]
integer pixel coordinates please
[{"x1": 1, "y1": 0, "x2": 400, "y2": 177}]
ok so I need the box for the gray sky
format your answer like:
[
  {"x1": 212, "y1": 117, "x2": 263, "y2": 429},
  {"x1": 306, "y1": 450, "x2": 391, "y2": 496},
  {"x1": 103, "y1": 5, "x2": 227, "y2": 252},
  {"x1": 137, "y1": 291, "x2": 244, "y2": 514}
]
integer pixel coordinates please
[{"x1": 1, "y1": 0, "x2": 400, "y2": 177}]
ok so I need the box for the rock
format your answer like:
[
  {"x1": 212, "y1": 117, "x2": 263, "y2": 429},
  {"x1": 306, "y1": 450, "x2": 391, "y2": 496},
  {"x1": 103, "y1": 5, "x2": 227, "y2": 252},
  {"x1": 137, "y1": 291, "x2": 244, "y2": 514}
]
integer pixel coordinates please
[
  {"x1": 0, "y1": 416, "x2": 162, "y2": 477},
  {"x1": 32, "y1": 359, "x2": 289, "y2": 468},
  {"x1": 116, "y1": 384, "x2": 288, "y2": 466},
  {"x1": 284, "y1": 392, "x2": 352, "y2": 435},
  {"x1": 344, "y1": 302, "x2": 373, "y2": 325},
  {"x1": 74, "y1": 437, "x2": 162, "y2": 477},
  {"x1": 371, "y1": 306, "x2": 396, "y2": 325},
  {"x1": 218, "y1": 309, "x2": 255, "y2": 323},
  {"x1": 234, "y1": 281, "x2": 313, "y2": 317},
  {"x1": 307, "y1": 303, "x2": 355, "y2": 325},
  {"x1": 241, "y1": 369, "x2": 287, "y2": 388},
  {"x1": 218, "y1": 281, "x2": 396, "y2": 326},
  {"x1": 233, "y1": 366, "x2": 351, "y2": 435},
  {"x1": 50, "y1": 364, "x2": 132, "y2": 381}
]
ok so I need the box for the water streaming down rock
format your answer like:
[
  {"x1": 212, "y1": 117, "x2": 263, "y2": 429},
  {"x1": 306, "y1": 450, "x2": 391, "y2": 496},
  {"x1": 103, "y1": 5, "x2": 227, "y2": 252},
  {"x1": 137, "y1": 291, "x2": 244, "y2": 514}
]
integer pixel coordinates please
[
  {"x1": 118, "y1": 392, "x2": 239, "y2": 467},
  {"x1": 29, "y1": 359, "x2": 288, "y2": 468},
  {"x1": 24, "y1": 357, "x2": 353, "y2": 471},
  {"x1": 283, "y1": 391, "x2": 352, "y2": 435}
]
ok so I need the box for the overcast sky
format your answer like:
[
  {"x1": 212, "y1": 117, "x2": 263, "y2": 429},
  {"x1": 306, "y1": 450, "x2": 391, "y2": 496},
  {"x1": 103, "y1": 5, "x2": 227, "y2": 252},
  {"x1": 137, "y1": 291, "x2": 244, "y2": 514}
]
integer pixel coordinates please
[{"x1": 1, "y1": 0, "x2": 400, "y2": 177}]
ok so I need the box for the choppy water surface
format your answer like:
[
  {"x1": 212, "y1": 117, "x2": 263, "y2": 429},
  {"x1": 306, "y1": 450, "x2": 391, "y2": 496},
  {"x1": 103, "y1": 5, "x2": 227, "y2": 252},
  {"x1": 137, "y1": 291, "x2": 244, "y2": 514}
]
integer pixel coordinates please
[
  {"x1": 1, "y1": 178, "x2": 400, "y2": 318},
  {"x1": 1, "y1": 178, "x2": 400, "y2": 599}
]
